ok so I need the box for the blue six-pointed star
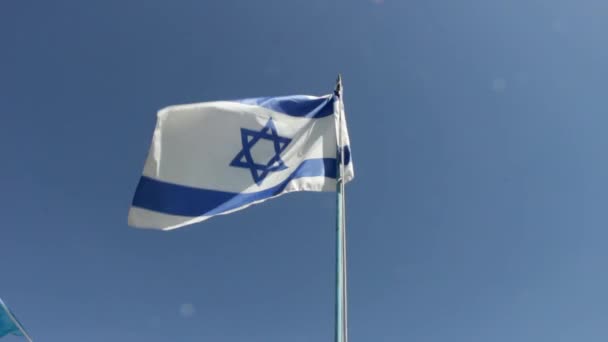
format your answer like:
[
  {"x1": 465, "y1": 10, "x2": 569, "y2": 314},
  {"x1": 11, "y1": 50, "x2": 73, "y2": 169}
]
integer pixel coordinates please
[{"x1": 230, "y1": 118, "x2": 292, "y2": 185}]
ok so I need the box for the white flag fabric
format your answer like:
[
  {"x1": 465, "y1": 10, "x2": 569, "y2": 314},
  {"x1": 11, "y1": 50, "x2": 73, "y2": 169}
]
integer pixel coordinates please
[{"x1": 128, "y1": 94, "x2": 353, "y2": 230}]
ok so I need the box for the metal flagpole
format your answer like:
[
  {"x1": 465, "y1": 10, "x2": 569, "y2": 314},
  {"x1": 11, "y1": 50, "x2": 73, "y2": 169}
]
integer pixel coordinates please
[
  {"x1": 334, "y1": 74, "x2": 348, "y2": 342},
  {"x1": 0, "y1": 298, "x2": 33, "y2": 342}
]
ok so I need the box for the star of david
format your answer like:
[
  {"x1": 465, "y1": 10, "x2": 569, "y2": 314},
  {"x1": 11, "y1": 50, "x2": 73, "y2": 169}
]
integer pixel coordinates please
[{"x1": 230, "y1": 118, "x2": 292, "y2": 185}]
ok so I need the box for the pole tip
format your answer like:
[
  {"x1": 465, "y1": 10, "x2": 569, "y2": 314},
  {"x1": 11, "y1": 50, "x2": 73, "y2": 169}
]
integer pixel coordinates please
[{"x1": 335, "y1": 74, "x2": 343, "y2": 95}]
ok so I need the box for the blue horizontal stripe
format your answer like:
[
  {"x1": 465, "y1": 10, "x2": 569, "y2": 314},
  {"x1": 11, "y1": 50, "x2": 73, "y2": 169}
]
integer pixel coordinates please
[
  {"x1": 132, "y1": 158, "x2": 337, "y2": 217},
  {"x1": 233, "y1": 95, "x2": 335, "y2": 118}
]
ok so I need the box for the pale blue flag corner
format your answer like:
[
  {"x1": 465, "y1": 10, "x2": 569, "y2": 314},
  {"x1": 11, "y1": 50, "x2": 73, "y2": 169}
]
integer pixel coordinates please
[
  {"x1": 0, "y1": 298, "x2": 26, "y2": 339},
  {"x1": 129, "y1": 94, "x2": 354, "y2": 230}
]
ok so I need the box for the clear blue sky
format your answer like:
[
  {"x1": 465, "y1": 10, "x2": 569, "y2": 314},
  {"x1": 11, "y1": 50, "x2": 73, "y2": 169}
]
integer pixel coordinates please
[{"x1": 2, "y1": 1, "x2": 607, "y2": 341}]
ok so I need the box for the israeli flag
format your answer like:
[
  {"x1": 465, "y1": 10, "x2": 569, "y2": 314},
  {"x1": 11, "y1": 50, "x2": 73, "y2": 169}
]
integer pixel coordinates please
[{"x1": 129, "y1": 94, "x2": 353, "y2": 230}]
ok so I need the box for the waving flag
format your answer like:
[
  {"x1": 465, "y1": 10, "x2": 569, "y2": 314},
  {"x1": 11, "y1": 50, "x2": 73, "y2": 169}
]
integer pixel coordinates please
[
  {"x1": 0, "y1": 298, "x2": 30, "y2": 341},
  {"x1": 129, "y1": 94, "x2": 353, "y2": 230}
]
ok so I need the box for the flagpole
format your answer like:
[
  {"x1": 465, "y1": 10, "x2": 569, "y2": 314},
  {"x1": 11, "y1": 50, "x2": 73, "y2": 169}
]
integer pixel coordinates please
[
  {"x1": 334, "y1": 74, "x2": 348, "y2": 342},
  {"x1": 0, "y1": 299, "x2": 33, "y2": 342}
]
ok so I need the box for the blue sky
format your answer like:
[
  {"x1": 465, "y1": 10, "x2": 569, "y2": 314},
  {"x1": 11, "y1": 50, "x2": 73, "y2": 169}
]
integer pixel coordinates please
[{"x1": 2, "y1": 0, "x2": 608, "y2": 341}]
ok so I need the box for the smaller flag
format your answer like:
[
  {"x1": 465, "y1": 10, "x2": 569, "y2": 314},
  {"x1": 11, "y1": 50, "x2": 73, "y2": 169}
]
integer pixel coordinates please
[{"x1": 0, "y1": 298, "x2": 28, "y2": 340}]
